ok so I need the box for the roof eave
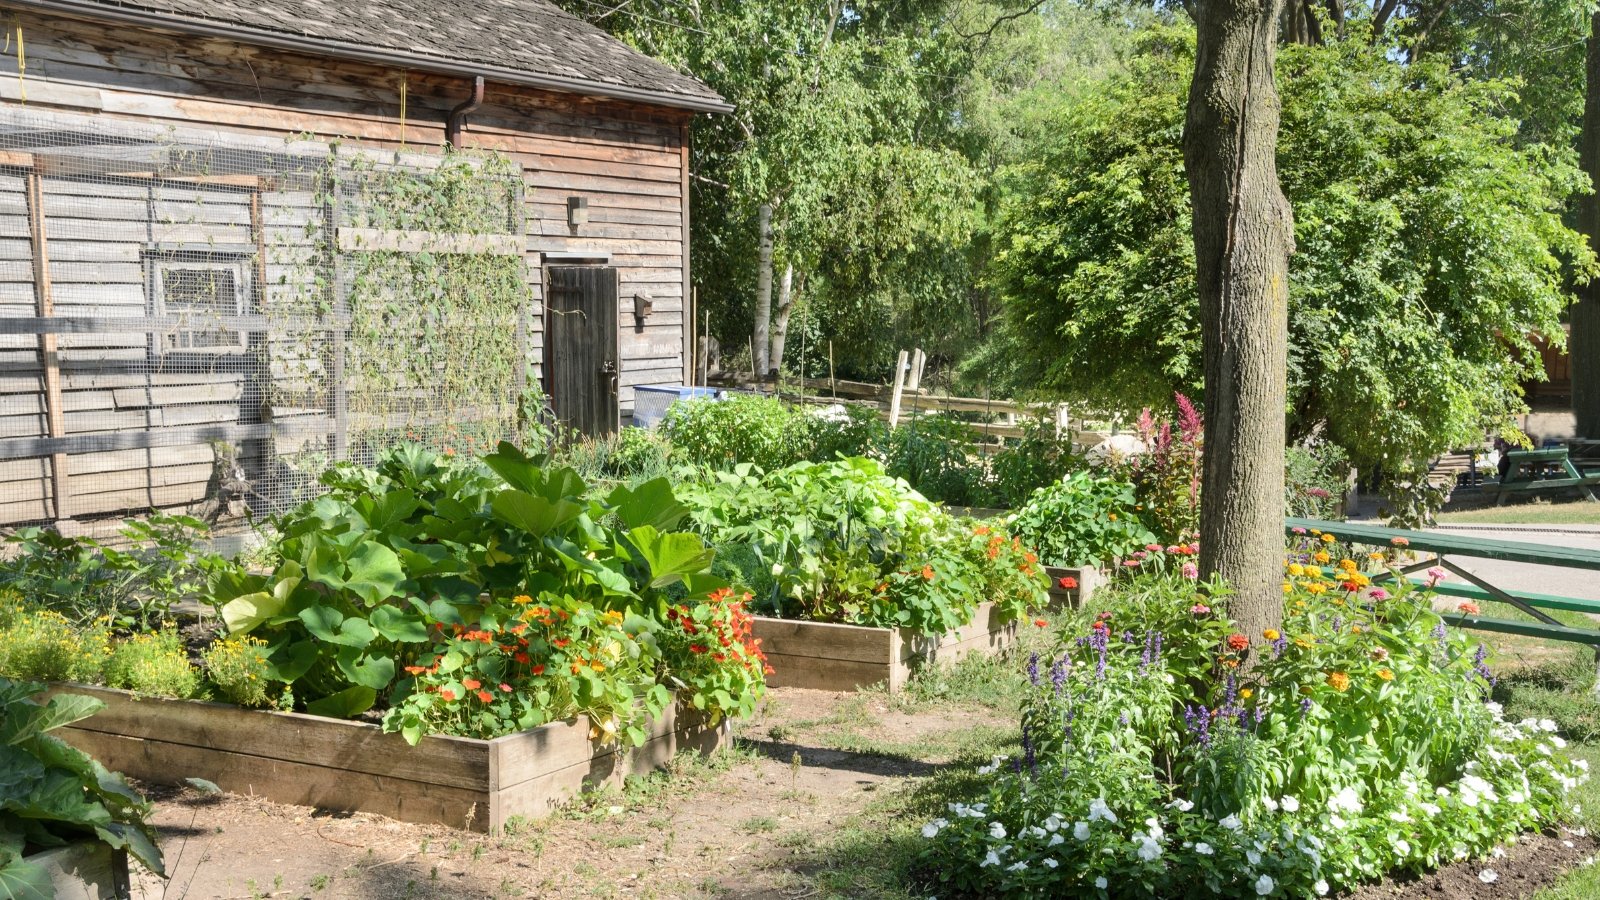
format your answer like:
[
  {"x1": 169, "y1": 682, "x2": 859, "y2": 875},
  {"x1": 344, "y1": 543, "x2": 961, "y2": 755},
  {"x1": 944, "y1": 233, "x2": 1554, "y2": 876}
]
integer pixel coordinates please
[{"x1": 10, "y1": 0, "x2": 735, "y2": 114}]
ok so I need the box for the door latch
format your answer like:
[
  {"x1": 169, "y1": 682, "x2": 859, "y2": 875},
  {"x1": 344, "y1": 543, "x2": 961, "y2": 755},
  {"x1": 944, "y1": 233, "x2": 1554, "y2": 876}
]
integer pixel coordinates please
[{"x1": 600, "y1": 360, "x2": 618, "y2": 375}]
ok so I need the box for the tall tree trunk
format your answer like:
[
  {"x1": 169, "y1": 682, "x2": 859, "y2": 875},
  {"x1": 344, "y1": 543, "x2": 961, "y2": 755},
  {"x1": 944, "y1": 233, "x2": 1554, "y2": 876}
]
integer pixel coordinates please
[
  {"x1": 753, "y1": 204, "x2": 773, "y2": 378},
  {"x1": 1184, "y1": 0, "x2": 1295, "y2": 642},
  {"x1": 1577, "y1": 12, "x2": 1600, "y2": 441},
  {"x1": 771, "y1": 263, "x2": 795, "y2": 375}
]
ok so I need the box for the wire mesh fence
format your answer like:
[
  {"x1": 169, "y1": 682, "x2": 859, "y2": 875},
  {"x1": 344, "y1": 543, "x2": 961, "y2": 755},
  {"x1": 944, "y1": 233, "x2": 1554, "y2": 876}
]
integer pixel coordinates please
[{"x1": 0, "y1": 106, "x2": 533, "y2": 534}]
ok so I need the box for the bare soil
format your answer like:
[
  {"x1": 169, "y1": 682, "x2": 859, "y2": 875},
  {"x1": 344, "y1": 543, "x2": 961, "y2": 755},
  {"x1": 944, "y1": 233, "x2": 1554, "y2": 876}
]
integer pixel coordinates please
[
  {"x1": 1345, "y1": 832, "x2": 1597, "y2": 899},
  {"x1": 129, "y1": 687, "x2": 1008, "y2": 900}
]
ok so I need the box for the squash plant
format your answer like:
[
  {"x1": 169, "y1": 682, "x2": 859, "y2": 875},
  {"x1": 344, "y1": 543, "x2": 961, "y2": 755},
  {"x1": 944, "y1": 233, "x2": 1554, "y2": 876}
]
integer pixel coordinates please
[
  {"x1": 0, "y1": 678, "x2": 163, "y2": 897},
  {"x1": 679, "y1": 458, "x2": 1047, "y2": 633},
  {"x1": 208, "y1": 443, "x2": 721, "y2": 722}
]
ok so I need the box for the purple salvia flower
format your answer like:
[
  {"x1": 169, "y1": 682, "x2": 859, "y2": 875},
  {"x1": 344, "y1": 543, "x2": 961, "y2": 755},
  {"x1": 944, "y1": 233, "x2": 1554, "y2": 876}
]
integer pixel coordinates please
[
  {"x1": 1300, "y1": 697, "x2": 1312, "y2": 717},
  {"x1": 1027, "y1": 652, "x2": 1040, "y2": 686},
  {"x1": 1022, "y1": 723, "x2": 1036, "y2": 777}
]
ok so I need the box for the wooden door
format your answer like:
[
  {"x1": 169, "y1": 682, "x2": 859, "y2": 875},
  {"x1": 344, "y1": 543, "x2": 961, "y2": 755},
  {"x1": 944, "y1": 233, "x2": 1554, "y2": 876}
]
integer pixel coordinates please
[{"x1": 545, "y1": 266, "x2": 620, "y2": 437}]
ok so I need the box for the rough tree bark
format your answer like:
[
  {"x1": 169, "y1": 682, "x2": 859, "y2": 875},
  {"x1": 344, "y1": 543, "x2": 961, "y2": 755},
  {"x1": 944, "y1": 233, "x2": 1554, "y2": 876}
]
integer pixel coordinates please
[
  {"x1": 770, "y1": 263, "x2": 795, "y2": 375},
  {"x1": 1577, "y1": 12, "x2": 1600, "y2": 441},
  {"x1": 1184, "y1": 0, "x2": 1296, "y2": 641},
  {"x1": 753, "y1": 204, "x2": 773, "y2": 378}
]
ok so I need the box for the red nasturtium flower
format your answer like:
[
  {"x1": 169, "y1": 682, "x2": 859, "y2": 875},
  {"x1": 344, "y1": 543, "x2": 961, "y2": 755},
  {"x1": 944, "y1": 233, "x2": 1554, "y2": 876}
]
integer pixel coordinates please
[
  {"x1": 553, "y1": 638, "x2": 571, "y2": 648},
  {"x1": 462, "y1": 678, "x2": 481, "y2": 690},
  {"x1": 440, "y1": 688, "x2": 457, "y2": 701},
  {"x1": 1226, "y1": 634, "x2": 1249, "y2": 652},
  {"x1": 531, "y1": 664, "x2": 546, "y2": 676},
  {"x1": 476, "y1": 690, "x2": 493, "y2": 703},
  {"x1": 1033, "y1": 619, "x2": 1048, "y2": 628}
]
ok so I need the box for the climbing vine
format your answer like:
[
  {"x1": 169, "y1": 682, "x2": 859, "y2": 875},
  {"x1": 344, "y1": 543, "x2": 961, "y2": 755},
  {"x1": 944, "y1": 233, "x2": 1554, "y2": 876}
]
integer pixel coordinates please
[{"x1": 270, "y1": 146, "x2": 529, "y2": 466}]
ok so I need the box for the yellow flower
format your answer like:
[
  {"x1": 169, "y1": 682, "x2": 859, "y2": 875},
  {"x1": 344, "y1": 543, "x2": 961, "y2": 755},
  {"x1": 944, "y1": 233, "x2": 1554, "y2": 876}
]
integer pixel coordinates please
[
  {"x1": 603, "y1": 610, "x2": 624, "y2": 626},
  {"x1": 1352, "y1": 573, "x2": 1371, "y2": 587},
  {"x1": 1294, "y1": 635, "x2": 1315, "y2": 650},
  {"x1": 512, "y1": 594, "x2": 534, "y2": 605},
  {"x1": 1108, "y1": 513, "x2": 1118, "y2": 521},
  {"x1": 1264, "y1": 629, "x2": 1281, "y2": 641},
  {"x1": 1307, "y1": 582, "x2": 1328, "y2": 595},
  {"x1": 1367, "y1": 551, "x2": 1385, "y2": 562},
  {"x1": 1313, "y1": 550, "x2": 1331, "y2": 564},
  {"x1": 1320, "y1": 533, "x2": 1336, "y2": 543},
  {"x1": 1240, "y1": 688, "x2": 1254, "y2": 699},
  {"x1": 590, "y1": 661, "x2": 606, "y2": 672},
  {"x1": 1338, "y1": 559, "x2": 1358, "y2": 572},
  {"x1": 1350, "y1": 624, "x2": 1361, "y2": 633},
  {"x1": 1376, "y1": 668, "x2": 1394, "y2": 681},
  {"x1": 1282, "y1": 582, "x2": 1293, "y2": 594},
  {"x1": 1287, "y1": 563, "x2": 1306, "y2": 577},
  {"x1": 1325, "y1": 671, "x2": 1351, "y2": 692}
]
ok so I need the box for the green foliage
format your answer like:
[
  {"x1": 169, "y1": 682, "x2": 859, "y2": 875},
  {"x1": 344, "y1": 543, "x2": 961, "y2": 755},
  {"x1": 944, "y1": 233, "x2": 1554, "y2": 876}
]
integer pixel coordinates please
[
  {"x1": 989, "y1": 419, "x2": 1083, "y2": 510},
  {"x1": 915, "y1": 568, "x2": 1589, "y2": 897},
  {"x1": 662, "y1": 394, "x2": 811, "y2": 471},
  {"x1": 0, "y1": 597, "x2": 109, "y2": 686},
  {"x1": 104, "y1": 630, "x2": 202, "y2": 700},
  {"x1": 984, "y1": 24, "x2": 1594, "y2": 470},
  {"x1": 205, "y1": 442, "x2": 762, "y2": 742},
  {"x1": 882, "y1": 416, "x2": 988, "y2": 508},
  {"x1": 1008, "y1": 472, "x2": 1157, "y2": 568},
  {"x1": 678, "y1": 457, "x2": 1047, "y2": 633},
  {"x1": 1285, "y1": 443, "x2": 1352, "y2": 521},
  {"x1": 0, "y1": 677, "x2": 164, "y2": 886},
  {"x1": 557, "y1": 427, "x2": 676, "y2": 487},
  {"x1": 201, "y1": 635, "x2": 278, "y2": 709},
  {"x1": 0, "y1": 513, "x2": 235, "y2": 631}
]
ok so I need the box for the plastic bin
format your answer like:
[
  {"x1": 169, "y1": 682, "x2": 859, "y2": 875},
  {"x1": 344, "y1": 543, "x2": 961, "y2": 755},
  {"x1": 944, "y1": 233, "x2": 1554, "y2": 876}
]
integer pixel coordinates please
[{"x1": 632, "y1": 386, "x2": 723, "y2": 429}]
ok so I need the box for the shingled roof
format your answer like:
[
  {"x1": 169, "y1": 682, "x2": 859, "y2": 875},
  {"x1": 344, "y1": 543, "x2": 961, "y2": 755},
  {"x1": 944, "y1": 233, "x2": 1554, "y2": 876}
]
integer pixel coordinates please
[{"x1": 11, "y1": 0, "x2": 731, "y2": 113}]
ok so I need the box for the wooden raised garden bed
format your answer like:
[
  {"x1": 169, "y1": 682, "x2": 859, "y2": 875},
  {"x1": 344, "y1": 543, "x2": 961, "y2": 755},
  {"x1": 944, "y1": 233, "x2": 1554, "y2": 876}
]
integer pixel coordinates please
[
  {"x1": 1045, "y1": 564, "x2": 1103, "y2": 609},
  {"x1": 754, "y1": 601, "x2": 1018, "y2": 693},
  {"x1": 25, "y1": 841, "x2": 129, "y2": 900},
  {"x1": 45, "y1": 685, "x2": 728, "y2": 834}
]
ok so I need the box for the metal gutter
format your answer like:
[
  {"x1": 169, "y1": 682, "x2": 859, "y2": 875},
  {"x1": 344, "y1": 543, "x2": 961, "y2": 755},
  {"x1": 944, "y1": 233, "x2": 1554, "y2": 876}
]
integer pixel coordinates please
[{"x1": 4, "y1": 0, "x2": 735, "y2": 114}]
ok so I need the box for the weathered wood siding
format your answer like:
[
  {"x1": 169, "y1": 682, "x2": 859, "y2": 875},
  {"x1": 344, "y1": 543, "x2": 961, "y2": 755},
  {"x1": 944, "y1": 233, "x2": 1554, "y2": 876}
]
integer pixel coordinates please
[{"x1": 0, "y1": 9, "x2": 692, "y2": 525}]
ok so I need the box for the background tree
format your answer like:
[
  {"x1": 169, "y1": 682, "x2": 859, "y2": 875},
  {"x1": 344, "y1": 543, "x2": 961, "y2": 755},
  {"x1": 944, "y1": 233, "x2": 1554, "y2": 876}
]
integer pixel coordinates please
[
  {"x1": 1580, "y1": 11, "x2": 1600, "y2": 441},
  {"x1": 984, "y1": 25, "x2": 1592, "y2": 482}
]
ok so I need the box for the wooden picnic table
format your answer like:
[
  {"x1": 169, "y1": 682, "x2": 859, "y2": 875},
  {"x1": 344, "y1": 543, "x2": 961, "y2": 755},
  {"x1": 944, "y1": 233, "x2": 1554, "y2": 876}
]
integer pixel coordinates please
[
  {"x1": 1483, "y1": 447, "x2": 1599, "y2": 504},
  {"x1": 1285, "y1": 519, "x2": 1600, "y2": 679}
]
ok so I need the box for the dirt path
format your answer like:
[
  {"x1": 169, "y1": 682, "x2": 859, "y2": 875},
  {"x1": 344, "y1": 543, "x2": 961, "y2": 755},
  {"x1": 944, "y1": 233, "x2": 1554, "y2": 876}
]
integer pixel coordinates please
[{"x1": 128, "y1": 688, "x2": 1015, "y2": 900}]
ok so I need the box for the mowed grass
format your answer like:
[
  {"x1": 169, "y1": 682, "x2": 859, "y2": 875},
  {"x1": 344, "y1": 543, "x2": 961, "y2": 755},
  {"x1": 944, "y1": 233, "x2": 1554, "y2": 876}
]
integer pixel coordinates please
[{"x1": 1437, "y1": 499, "x2": 1600, "y2": 526}]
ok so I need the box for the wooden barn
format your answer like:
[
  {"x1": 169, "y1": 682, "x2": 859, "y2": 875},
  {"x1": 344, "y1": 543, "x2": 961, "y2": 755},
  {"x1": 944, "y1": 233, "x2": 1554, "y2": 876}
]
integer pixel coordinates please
[{"x1": 0, "y1": 0, "x2": 726, "y2": 531}]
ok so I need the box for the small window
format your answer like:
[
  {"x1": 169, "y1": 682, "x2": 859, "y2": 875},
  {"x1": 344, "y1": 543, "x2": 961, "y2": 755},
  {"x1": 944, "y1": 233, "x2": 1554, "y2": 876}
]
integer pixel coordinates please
[{"x1": 147, "y1": 250, "x2": 252, "y2": 355}]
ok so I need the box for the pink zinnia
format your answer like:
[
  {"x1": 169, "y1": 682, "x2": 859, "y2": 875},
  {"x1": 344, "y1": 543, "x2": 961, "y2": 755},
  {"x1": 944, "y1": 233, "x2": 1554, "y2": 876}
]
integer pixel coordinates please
[
  {"x1": 1190, "y1": 603, "x2": 1211, "y2": 616},
  {"x1": 1292, "y1": 527, "x2": 1308, "y2": 535},
  {"x1": 1368, "y1": 588, "x2": 1390, "y2": 601},
  {"x1": 1123, "y1": 559, "x2": 1142, "y2": 568},
  {"x1": 1181, "y1": 562, "x2": 1199, "y2": 579},
  {"x1": 1426, "y1": 566, "x2": 1448, "y2": 585}
]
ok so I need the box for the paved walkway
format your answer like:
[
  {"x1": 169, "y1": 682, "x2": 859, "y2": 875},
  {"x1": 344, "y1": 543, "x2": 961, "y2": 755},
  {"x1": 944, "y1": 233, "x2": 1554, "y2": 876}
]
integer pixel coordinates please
[{"x1": 1417, "y1": 524, "x2": 1600, "y2": 602}]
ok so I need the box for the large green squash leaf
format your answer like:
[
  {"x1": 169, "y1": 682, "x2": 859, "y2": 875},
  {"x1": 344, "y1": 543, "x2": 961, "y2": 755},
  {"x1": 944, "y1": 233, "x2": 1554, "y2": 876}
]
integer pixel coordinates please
[
  {"x1": 491, "y1": 490, "x2": 581, "y2": 537},
  {"x1": 0, "y1": 858, "x2": 49, "y2": 900},
  {"x1": 304, "y1": 685, "x2": 377, "y2": 718},
  {"x1": 607, "y1": 478, "x2": 688, "y2": 531},
  {"x1": 626, "y1": 526, "x2": 715, "y2": 588},
  {"x1": 342, "y1": 543, "x2": 405, "y2": 605}
]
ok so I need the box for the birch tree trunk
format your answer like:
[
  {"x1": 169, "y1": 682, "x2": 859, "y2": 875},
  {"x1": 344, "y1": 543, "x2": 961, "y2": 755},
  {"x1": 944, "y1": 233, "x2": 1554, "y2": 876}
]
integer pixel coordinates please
[
  {"x1": 1577, "y1": 12, "x2": 1600, "y2": 441},
  {"x1": 771, "y1": 263, "x2": 795, "y2": 375},
  {"x1": 1184, "y1": 0, "x2": 1295, "y2": 641},
  {"x1": 753, "y1": 204, "x2": 773, "y2": 378}
]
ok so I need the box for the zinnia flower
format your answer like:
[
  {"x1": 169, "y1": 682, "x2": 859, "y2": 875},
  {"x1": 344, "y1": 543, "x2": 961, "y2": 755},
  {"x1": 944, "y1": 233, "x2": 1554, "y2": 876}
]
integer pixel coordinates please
[
  {"x1": 1058, "y1": 576, "x2": 1078, "y2": 591},
  {"x1": 1226, "y1": 634, "x2": 1249, "y2": 652},
  {"x1": 1326, "y1": 672, "x2": 1351, "y2": 692},
  {"x1": 1263, "y1": 629, "x2": 1280, "y2": 641},
  {"x1": 1181, "y1": 562, "x2": 1199, "y2": 579},
  {"x1": 1458, "y1": 601, "x2": 1481, "y2": 615},
  {"x1": 1377, "y1": 669, "x2": 1393, "y2": 681}
]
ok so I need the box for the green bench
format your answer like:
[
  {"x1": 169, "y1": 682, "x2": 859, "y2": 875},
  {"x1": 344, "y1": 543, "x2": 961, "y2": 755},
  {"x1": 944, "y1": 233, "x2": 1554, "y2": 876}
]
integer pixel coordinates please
[
  {"x1": 1285, "y1": 518, "x2": 1600, "y2": 680},
  {"x1": 1481, "y1": 447, "x2": 1599, "y2": 505}
]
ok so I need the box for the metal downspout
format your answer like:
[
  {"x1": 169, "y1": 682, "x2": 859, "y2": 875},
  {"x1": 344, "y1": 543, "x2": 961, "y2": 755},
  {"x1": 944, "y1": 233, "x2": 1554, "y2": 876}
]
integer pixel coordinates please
[{"x1": 446, "y1": 76, "x2": 485, "y2": 148}]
